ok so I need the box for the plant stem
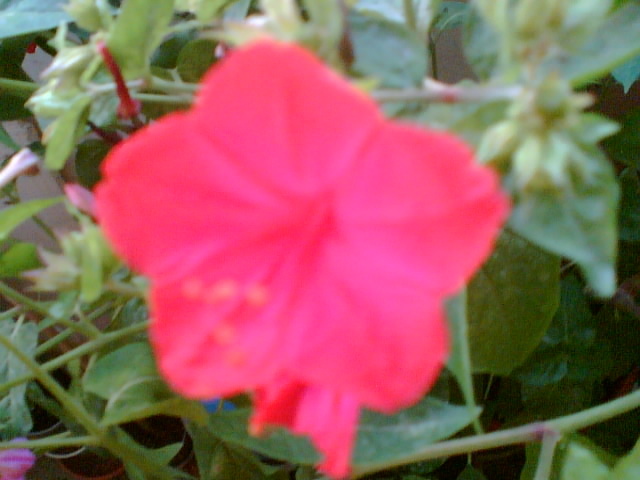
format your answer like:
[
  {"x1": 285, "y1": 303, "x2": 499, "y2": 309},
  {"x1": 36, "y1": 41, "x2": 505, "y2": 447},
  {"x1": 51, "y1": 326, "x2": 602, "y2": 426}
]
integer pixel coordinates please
[
  {"x1": 403, "y1": 0, "x2": 417, "y2": 31},
  {"x1": 0, "y1": 436, "x2": 99, "y2": 451},
  {"x1": 352, "y1": 389, "x2": 640, "y2": 477},
  {"x1": 533, "y1": 429, "x2": 560, "y2": 480},
  {"x1": 0, "y1": 321, "x2": 149, "y2": 396},
  {"x1": 0, "y1": 327, "x2": 172, "y2": 479},
  {"x1": 0, "y1": 332, "x2": 104, "y2": 438},
  {"x1": 372, "y1": 80, "x2": 523, "y2": 103},
  {"x1": 150, "y1": 76, "x2": 199, "y2": 93},
  {"x1": 132, "y1": 92, "x2": 193, "y2": 105},
  {"x1": 0, "y1": 282, "x2": 101, "y2": 338},
  {"x1": 0, "y1": 78, "x2": 39, "y2": 94}
]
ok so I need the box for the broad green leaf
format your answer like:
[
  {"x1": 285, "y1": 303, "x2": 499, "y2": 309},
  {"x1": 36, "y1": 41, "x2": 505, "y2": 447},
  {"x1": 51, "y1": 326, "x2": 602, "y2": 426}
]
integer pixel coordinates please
[
  {"x1": 433, "y1": 1, "x2": 470, "y2": 33},
  {"x1": 445, "y1": 291, "x2": 481, "y2": 432},
  {"x1": 107, "y1": 0, "x2": 175, "y2": 78},
  {"x1": 83, "y1": 342, "x2": 159, "y2": 399},
  {"x1": 0, "y1": 36, "x2": 36, "y2": 120},
  {"x1": 619, "y1": 168, "x2": 640, "y2": 242},
  {"x1": 515, "y1": 275, "x2": 613, "y2": 388},
  {"x1": 83, "y1": 342, "x2": 207, "y2": 425},
  {"x1": 509, "y1": 143, "x2": 619, "y2": 297},
  {"x1": 355, "y1": 0, "x2": 440, "y2": 39},
  {"x1": 0, "y1": 197, "x2": 61, "y2": 241},
  {"x1": 462, "y1": 7, "x2": 499, "y2": 80},
  {"x1": 353, "y1": 397, "x2": 481, "y2": 469},
  {"x1": 560, "y1": 441, "x2": 610, "y2": 480},
  {"x1": 186, "y1": 421, "x2": 276, "y2": 480},
  {"x1": 349, "y1": 10, "x2": 427, "y2": 88},
  {"x1": 543, "y1": 4, "x2": 640, "y2": 86},
  {"x1": 612, "y1": 55, "x2": 640, "y2": 93},
  {"x1": 0, "y1": 0, "x2": 71, "y2": 40},
  {"x1": 176, "y1": 38, "x2": 217, "y2": 83},
  {"x1": 0, "y1": 242, "x2": 40, "y2": 277},
  {"x1": 43, "y1": 95, "x2": 91, "y2": 170},
  {"x1": 207, "y1": 409, "x2": 320, "y2": 465},
  {"x1": 0, "y1": 319, "x2": 38, "y2": 437},
  {"x1": 75, "y1": 139, "x2": 111, "y2": 188},
  {"x1": 611, "y1": 436, "x2": 640, "y2": 480},
  {"x1": 467, "y1": 230, "x2": 560, "y2": 375}
]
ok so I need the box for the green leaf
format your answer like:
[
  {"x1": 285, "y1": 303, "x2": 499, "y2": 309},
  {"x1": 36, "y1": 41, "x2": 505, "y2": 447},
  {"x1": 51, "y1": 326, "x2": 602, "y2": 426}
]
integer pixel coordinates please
[
  {"x1": 349, "y1": 10, "x2": 428, "y2": 88},
  {"x1": 543, "y1": 4, "x2": 640, "y2": 86},
  {"x1": 445, "y1": 291, "x2": 482, "y2": 432},
  {"x1": 619, "y1": 168, "x2": 640, "y2": 242},
  {"x1": 107, "y1": 0, "x2": 175, "y2": 78},
  {"x1": 207, "y1": 409, "x2": 320, "y2": 465},
  {"x1": 355, "y1": 0, "x2": 440, "y2": 38},
  {"x1": 176, "y1": 38, "x2": 218, "y2": 83},
  {"x1": 83, "y1": 342, "x2": 204, "y2": 425},
  {"x1": 433, "y1": 1, "x2": 470, "y2": 33},
  {"x1": 75, "y1": 139, "x2": 111, "y2": 188},
  {"x1": 611, "y1": 436, "x2": 640, "y2": 480},
  {"x1": 515, "y1": 275, "x2": 613, "y2": 388},
  {"x1": 560, "y1": 441, "x2": 610, "y2": 480},
  {"x1": 0, "y1": 197, "x2": 61, "y2": 241},
  {"x1": 462, "y1": 7, "x2": 499, "y2": 80},
  {"x1": 509, "y1": 146, "x2": 619, "y2": 297},
  {"x1": 0, "y1": 0, "x2": 71, "y2": 40},
  {"x1": 467, "y1": 230, "x2": 560, "y2": 375},
  {"x1": 353, "y1": 397, "x2": 481, "y2": 469},
  {"x1": 0, "y1": 242, "x2": 40, "y2": 277},
  {"x1": 0, "y1": 319, "x2": 38, "y2": 438},
  {"x1": 612, "y1": 55, "x2": 640, "y2": 93},
  {"x1": 43, "y1": 96, "x2": 91, "y2": 170},
  {"x1": 83, "y1": 342, "x2": 160, "y2": 399}
]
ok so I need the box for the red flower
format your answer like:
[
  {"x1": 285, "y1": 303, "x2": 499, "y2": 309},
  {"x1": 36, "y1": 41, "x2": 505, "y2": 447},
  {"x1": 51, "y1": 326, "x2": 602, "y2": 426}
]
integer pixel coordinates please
[{"x1": 95, "y1": 40, "x2": 508, "y2": 477}]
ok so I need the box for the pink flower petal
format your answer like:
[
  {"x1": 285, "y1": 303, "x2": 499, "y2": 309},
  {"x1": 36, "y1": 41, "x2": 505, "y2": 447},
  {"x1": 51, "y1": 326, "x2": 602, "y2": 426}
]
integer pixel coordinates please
[{"x1": 95, "y1": 39, "x2": 510, "y2": 478}]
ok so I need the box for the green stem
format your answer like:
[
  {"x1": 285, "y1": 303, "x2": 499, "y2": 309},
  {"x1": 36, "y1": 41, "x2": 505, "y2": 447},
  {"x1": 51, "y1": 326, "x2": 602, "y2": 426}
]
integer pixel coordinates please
[
  {"x1": 149, "y1": 76, "x2": 199, "y2": 94},
  {"x1": 0, "y1": 333, "x2": 103, "y2": 438},
  {"x1": 0, "y1": 282, "x2": 101, "y2": 339},
  {"x1": 0, "y1": 321, "x2": 149, "y2": 396},
  {"x1": 533, "y1": 429, "x2": 560, "y2": 480},
  {"x1": 352, "y1": 390, "x2": 640, "y2": 477},
  {"x1": 403, "y1": 0, "x2": 417, "y2": 31},
  {"x1": 0, "y1": 78, "x2": 39, "y2": 94},
  {"x1": 0, "y1": 327, "x2": 171, "y2": 479},
  {"x1": 132, "y1": 92, "x2": 193, "y2": 105},
  {"x1": 0, "y1": 436, "x2": 98, "y2": 451},
  {"x1": 372, "y1": 81, "x2": 523, "y2": 103}
]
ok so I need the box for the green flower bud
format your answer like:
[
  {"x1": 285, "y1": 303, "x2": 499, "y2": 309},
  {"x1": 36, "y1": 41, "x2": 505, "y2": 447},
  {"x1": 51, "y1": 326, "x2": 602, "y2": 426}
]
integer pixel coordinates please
[
  {"x1": 65, "y1": 0, "x2": 104, "y2": 32},
  {"x1": 477, "y1": 120, "x2": 520, "y2": 168}
]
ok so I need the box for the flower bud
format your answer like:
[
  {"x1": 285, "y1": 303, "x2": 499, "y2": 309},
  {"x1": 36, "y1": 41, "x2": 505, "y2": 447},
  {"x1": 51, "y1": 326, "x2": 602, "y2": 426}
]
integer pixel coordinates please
[
  {"x1": 0, "y1": 149, "x2": 39, "y2": 189},
  {"x1": 0, "y1": 438, "x2": 35, "y2": 480},
  {"x1": 65, "y1": 0, "x2": 104, "y2": 31},
  {"x1": 477, "y1": 121, "x2": 520, "y2": 168}
]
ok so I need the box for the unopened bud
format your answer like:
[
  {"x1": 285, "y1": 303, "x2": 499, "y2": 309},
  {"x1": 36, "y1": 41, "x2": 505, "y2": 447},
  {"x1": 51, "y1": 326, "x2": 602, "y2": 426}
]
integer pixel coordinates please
[
  {"x1": 477, "y1": 121, "x2": 520, "y2": 167},
  {"x1": 64, "y1": 183, "x2": 97, "y2": 218},
  {"x1": 65, "y1": 0, "x2": 104, "y2": 31},
  {"x1": 0, "y1": 149, "x2": 40, "y2": 189}
]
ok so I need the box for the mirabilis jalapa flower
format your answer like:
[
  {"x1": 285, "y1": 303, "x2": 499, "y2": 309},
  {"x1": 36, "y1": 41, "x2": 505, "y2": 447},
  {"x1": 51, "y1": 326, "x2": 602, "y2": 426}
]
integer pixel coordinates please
[{"x1": 95, "y1": 40, "x2": 509, "y2": 477}]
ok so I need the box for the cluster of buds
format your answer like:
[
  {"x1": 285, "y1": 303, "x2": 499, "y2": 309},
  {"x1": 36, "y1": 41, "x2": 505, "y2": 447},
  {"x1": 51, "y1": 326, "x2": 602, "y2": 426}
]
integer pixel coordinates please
[
  {"x1": 475, "y1": 0, "x2": 613, "y2": 63},
  {"x1": 27, "y1": 212, "x2": 119, "y2": 303},
  {"x1": 478, "y1": 75, "x2": 617, "y2": 191}
]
